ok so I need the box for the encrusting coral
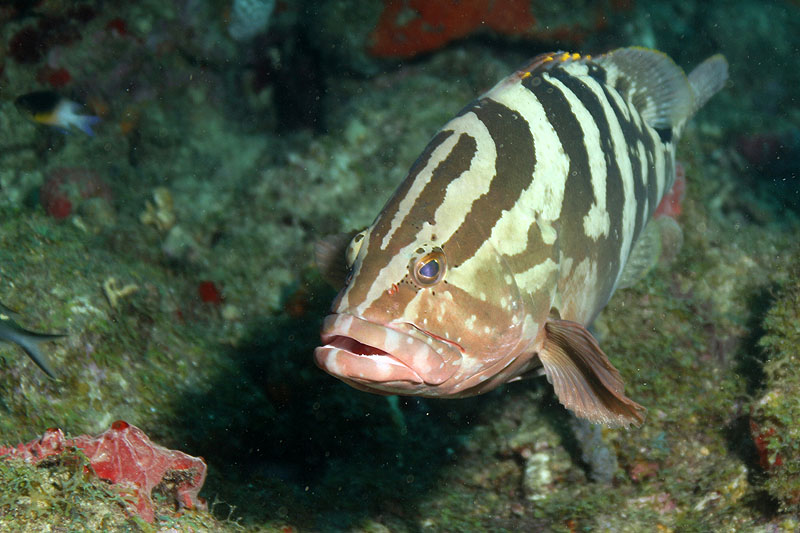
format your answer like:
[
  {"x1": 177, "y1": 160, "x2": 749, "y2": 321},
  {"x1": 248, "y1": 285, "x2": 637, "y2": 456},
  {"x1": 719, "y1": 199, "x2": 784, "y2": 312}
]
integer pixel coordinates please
[{"x1": 0, "y1": 420, "x2": 207, "y2": 523}]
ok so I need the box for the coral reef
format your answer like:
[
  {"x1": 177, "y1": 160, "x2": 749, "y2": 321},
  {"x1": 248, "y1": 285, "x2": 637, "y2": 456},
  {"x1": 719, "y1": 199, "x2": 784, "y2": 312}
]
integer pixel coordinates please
[
  {"x1": 749, "y1": 261, "x2": 800, "y2": 512},
  {"x1": 139, "y1": 187, "x2": 176, "y2": 233},
  {"x1": 0, "y1": 452, "x2": 134, "y2": 531},
  {"x1": 0, "y1": 421, "x2": 207, "y2": 523}
]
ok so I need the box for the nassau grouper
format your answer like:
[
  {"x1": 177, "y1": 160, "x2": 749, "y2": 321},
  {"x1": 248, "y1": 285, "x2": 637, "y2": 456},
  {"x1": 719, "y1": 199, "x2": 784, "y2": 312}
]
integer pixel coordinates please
[{"x1": 315, "y1": 48, "x2": 728, "y2": 427}]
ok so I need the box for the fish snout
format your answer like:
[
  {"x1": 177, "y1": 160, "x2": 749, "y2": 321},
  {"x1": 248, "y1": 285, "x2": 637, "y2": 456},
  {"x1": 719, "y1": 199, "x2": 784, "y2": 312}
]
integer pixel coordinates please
[{"x1": 315, "y1": 313, "x2": 462, "y2": 393}]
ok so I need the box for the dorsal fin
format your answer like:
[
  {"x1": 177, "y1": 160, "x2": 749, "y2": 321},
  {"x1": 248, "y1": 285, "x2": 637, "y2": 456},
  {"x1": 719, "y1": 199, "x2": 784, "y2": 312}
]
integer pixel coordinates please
[{"x1": 594, "y1": 47, "x2": 694, "y2": 129}]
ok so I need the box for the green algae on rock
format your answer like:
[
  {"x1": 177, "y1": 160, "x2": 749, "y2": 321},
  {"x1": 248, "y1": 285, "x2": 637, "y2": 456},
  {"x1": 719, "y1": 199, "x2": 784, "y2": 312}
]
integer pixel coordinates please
[
  {"x1": 0, "y1": 450, "x2": 226, "y2": 532},
  {"x1": 750, "y1": 263, "x2": 800, "y2": 512}
]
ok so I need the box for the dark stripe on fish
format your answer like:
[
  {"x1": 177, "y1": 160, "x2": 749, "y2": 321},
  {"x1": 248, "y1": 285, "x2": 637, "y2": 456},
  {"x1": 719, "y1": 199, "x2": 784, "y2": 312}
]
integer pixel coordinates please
[
  {"x1": 505, "y1": 219, "x2": 558, "y2": 274},
  {"x1": 371, "y1": 129, "x2": 455, "y2": 244},
  {"x1": 408, "y1": 131, "x2": 477, "y2": 231},
  {"x1": 358, "y1": 132, "x2": 477, "y2": 304},
  {"x1": 597, "y1": 82, "x2": 649, "y2": 245},
  {"x1": 635, "y1": 107, "x2": 662, "y2": 220},
  {"x1": 655, "y1": 127, "x2": 672, "y2": 144},
  {"x1": 552, "y1": 67, "x2": 627, "y2": 297},
  {"x1": 524, "y1": 72, "x2": 596, "y2": 269},
  {"x1": 443, "y1": 99, "x2": 537, "y2": 266},
  {"x1": 587, "y1": 63, "x2": 607, "y2": 85}
]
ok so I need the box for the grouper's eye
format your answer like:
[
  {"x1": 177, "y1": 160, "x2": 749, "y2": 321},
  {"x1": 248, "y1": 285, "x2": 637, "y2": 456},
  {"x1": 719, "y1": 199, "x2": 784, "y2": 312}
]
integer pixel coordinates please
[{"x1": 411, "y1": 249, "x2": 447, "y2": 287}]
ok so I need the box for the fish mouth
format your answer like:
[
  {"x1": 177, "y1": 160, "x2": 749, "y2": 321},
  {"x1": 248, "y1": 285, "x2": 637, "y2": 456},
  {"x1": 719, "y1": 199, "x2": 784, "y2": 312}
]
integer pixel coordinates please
[{"x1": 314, "y1": 313, "x2": 462, "y2": 392}]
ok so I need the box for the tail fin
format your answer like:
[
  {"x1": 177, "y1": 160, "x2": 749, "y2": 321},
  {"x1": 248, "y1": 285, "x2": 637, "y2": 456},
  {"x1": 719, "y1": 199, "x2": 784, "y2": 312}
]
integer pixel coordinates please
[
  {"x1": 74, "y1": 114, "x2": 102, "y2": 137},
  {"x1": 687, "y1": 54, "x2": 729, "y2": 116},
  {"x1": 61, "y1": 101, "x2": 101, "y2": 136},
  {"x1": 13, "y1": 328, "x2": 62, "y2": 378}
]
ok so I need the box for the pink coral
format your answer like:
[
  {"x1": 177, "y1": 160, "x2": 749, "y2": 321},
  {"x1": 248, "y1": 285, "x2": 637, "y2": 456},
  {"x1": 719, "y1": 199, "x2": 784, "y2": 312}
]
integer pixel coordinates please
[
  {"x1": 654, "y1": 162, "x2": 686, "y2": 219},
  {"x1": 0, "y1": 420, "x2": 207, "y2": 523}
]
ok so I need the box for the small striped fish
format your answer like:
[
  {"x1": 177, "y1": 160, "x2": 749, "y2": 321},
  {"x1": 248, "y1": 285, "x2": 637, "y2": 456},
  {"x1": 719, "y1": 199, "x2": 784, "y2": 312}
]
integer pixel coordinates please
[{"x1": 315, "y1": 48, "x2": 728, "y2": 427}]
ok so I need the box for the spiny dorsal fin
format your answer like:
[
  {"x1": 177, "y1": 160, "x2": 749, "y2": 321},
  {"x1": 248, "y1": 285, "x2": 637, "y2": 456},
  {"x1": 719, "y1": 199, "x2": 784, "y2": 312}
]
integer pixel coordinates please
[
  {"x1": 594, "y1": 47, "x2": 694, "y2": 129},
  {"x1": 538, "y1": 319, "x2": 645, "y2": 428}
]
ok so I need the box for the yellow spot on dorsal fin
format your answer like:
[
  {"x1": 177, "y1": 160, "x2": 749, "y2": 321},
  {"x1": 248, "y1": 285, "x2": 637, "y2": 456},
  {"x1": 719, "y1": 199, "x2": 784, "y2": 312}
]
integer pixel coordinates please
[
  {"x1": 560, "y1": 52, "x2": 571, "y2": 61},
  {"x1": 571, "y1": 53, "x2": 581, "y2": 60},
  {"x1": 521, "y1": 71, "x2": 531, "y2": 79}
]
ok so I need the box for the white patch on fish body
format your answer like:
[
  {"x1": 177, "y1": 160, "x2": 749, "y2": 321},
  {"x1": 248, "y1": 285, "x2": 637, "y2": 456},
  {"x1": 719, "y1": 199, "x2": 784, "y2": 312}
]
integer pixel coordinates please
[{"x1": 516, "y1": 257, "x2": 559, "y2": 296}]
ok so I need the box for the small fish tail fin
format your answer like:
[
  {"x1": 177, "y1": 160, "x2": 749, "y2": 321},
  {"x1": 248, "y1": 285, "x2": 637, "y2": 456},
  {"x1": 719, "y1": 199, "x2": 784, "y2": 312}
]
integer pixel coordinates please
[
  {"x1": 61, "y1": 101, "x2": 101, "y2": 136},
  {"x1": 15, "y1": 329, "x2": 62, "y2": 378},
  {"x1": 687, "y1": 54, "x2": 729, "y2": 117},
  {"x1": 74, "y1": 114, "x2": 102, "y2": 136}
]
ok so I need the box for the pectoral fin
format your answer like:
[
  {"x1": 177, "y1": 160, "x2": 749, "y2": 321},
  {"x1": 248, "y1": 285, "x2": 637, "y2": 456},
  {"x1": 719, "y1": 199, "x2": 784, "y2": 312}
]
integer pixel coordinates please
[
  {"x1": 617, "y1": 216, "x2": 683, "y2": 290},
  {"x1": 538, "y1": 319, "x2": 645, "y2": 428},
  {"x1": 314, "y1": 232, "x2": 357, "y2": 287}
]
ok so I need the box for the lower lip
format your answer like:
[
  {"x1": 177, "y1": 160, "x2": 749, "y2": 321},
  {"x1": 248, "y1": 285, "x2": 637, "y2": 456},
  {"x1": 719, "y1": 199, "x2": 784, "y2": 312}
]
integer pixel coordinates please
[{"x1": 314, "y1": 345, "x2": 424, "y2": 384}]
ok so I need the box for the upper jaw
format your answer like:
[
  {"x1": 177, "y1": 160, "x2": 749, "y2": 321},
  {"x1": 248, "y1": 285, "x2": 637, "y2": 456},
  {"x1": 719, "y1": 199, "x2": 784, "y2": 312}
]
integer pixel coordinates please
[{"x1": 315, "y1": 313, "x2": 462, "y2": 391}]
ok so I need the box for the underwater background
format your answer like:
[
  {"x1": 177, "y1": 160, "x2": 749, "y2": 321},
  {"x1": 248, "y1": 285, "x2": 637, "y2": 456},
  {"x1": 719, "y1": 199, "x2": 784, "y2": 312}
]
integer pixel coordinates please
[{"x1": 0, "y1": 0, "x2": 799, "y2": 531}]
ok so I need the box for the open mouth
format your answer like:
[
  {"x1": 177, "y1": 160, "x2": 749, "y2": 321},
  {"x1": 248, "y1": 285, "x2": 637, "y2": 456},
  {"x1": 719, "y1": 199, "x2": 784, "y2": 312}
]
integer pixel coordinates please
[
  {"x1": 314, "y1": 313, "x2": 462, "y2": 389},
  {"x1": 324, "y1": 335, "x2": 391, "y2": 357}
]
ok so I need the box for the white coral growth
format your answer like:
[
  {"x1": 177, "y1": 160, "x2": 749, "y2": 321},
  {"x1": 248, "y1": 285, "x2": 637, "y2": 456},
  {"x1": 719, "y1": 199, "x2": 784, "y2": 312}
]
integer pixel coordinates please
[{"x1": 228, "y1": 0, "x2": 275, "y2": 41}]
